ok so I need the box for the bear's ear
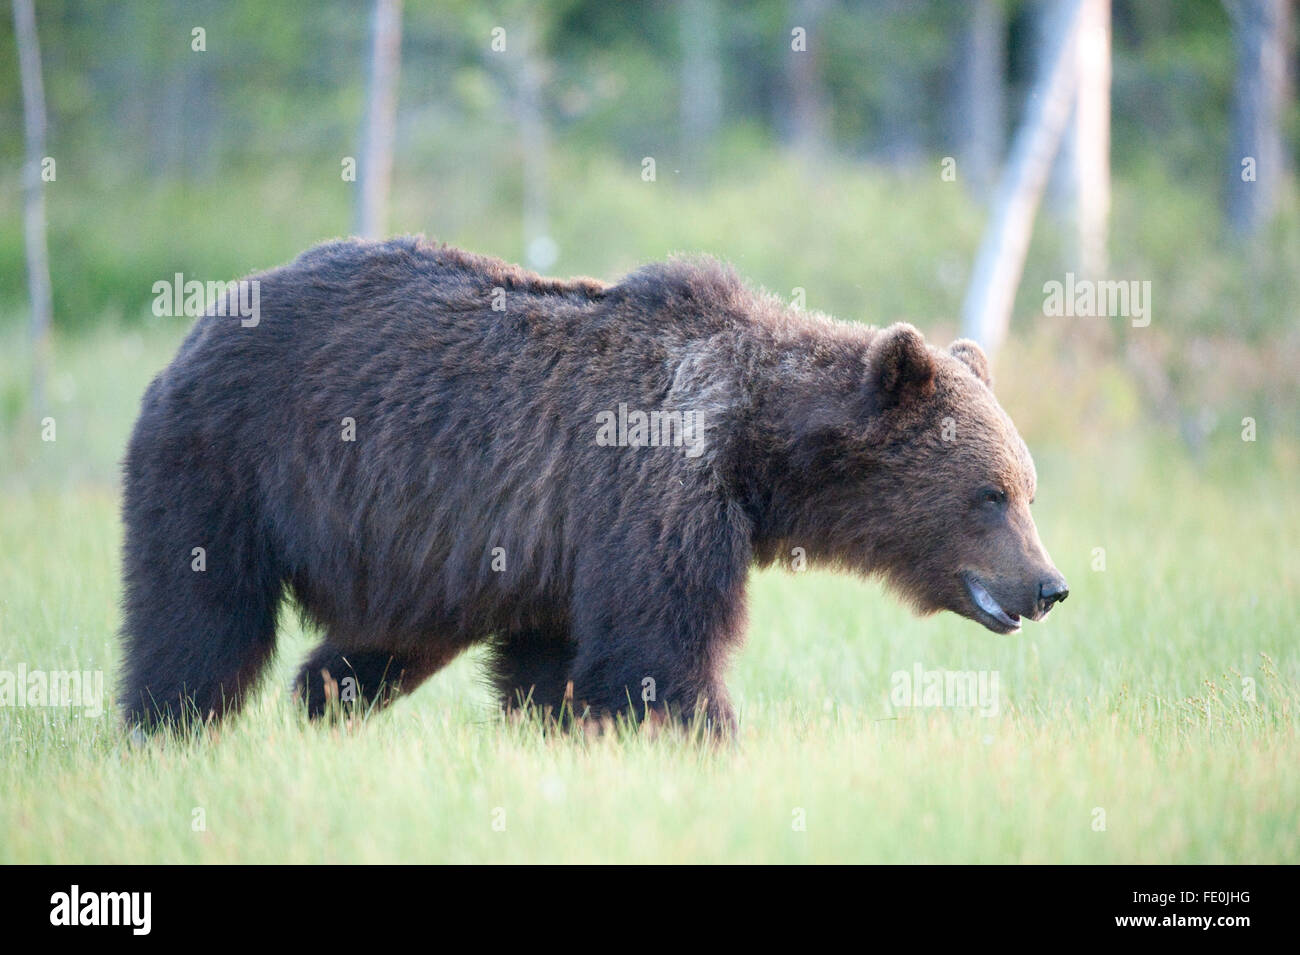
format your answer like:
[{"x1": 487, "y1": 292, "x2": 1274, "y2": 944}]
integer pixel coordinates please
[
  {"x1": 866, "y1": 323, "x2": 935, "y2": 406},
  {"x1": 948, "y1": 339, "x2": 992, "y2": 387}
]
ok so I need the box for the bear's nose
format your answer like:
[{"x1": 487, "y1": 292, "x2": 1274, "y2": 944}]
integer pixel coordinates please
[{"x1": 1038, "y1": 575, "x2": 1069, "y2": 614}]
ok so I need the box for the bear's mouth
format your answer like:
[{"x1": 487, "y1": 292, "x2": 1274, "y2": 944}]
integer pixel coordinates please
[{"x1": 962, "y1": 574, "x2": 1021, "y2": 634}]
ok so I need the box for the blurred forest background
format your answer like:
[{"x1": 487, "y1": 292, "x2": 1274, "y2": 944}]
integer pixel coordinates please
[
  {"x1": 4, "y1": 3, "x2": 1299, "y2": 867},
  {"x1": 1, "y1": 0, "x2": 1298, "y2": 467}
]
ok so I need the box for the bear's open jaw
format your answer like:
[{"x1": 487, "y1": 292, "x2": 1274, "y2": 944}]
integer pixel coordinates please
[{"x1": 963, "y1": 574, "x2": 1022, "y2": 634}]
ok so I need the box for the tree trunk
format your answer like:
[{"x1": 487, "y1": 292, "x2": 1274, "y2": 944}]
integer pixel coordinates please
[
  {"x1": 356, "y1": 0, "x2": 402, "y2": 239},
  {"x1": 960, "y1": 0, "x2": 1084, "y2": 358},
  {"x1": 1226, "y1": 0, "x2": 1290, "y2": 237},
  {"x1": 784, "y1": 0, "x2": 829, "y2": 161},
  {"x1": 12, "y1": 0, "x2": 52, "y2": 412},
  {"x1": 679, "y1": 0, "x2": 722, "y2": 182},
  {"x1": 955, "y1": 0, "x2": 1007, "y2": 198},
  {"x1": 514, "y1": 13, "x2": 555, "y2": 271},
  {"x1": 1067, "y1": 0, "x2": 1110, "y2": 277}
]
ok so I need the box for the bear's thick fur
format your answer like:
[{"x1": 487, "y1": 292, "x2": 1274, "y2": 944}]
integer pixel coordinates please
[{"x1": 120, "y1": 237, "x2": 1066, "y2": 732}]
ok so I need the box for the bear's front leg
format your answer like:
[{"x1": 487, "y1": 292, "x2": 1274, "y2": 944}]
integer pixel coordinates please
[
  {"x1": 570, "y1": 652, "x2": 737, "y2": 736},
  {"x1": 488, "y1": 624, "x2": 577, "y2": 717},
  {"x1": 566, "y1": 558, "x2": 747, "y2": 737}
]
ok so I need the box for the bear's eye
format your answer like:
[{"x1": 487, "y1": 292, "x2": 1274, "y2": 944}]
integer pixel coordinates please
[{"x1": 978, "y1": 488, "x2": 1008, "y2": 508}]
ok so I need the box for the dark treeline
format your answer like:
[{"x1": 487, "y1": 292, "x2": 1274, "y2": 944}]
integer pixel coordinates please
[{"x1": 0, "y1": 1, "x2": 1271, "y2": 189}]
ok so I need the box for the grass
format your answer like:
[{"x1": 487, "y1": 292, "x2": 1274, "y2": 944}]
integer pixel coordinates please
[{"x1": 0, "y1": 318, "x2": 1297, "y2": 864}]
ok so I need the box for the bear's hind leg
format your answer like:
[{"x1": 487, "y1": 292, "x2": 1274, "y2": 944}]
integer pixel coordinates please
[
  {"x1": 487, "y1": 625, "x2": 576, "y2": 718},
  {"x1": 120, "y1": 448, "x2": 283, "y2": 731}
]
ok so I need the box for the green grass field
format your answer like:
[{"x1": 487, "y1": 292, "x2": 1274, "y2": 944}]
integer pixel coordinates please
[{"x1": 1, "y1": 317, "x2": 1296, "y2": 864}]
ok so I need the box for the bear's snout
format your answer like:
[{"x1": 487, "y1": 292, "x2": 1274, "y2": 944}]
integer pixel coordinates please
[
  {"x1": 961, "y1": 564, "x2": 1068, "y2": 634},
  {"x1": 1037, "y1": 573, "x2": 1069, "y2": 616}
]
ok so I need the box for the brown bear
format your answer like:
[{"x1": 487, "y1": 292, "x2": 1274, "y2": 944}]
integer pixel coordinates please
[{"x1": 120, "y1": 236, "x2": 1067, "y2": 733}]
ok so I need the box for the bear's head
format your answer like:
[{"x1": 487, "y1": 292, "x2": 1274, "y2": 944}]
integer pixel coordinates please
[{"x1": 768, "y1": 322, "x2": 1068, "y2": 634}]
